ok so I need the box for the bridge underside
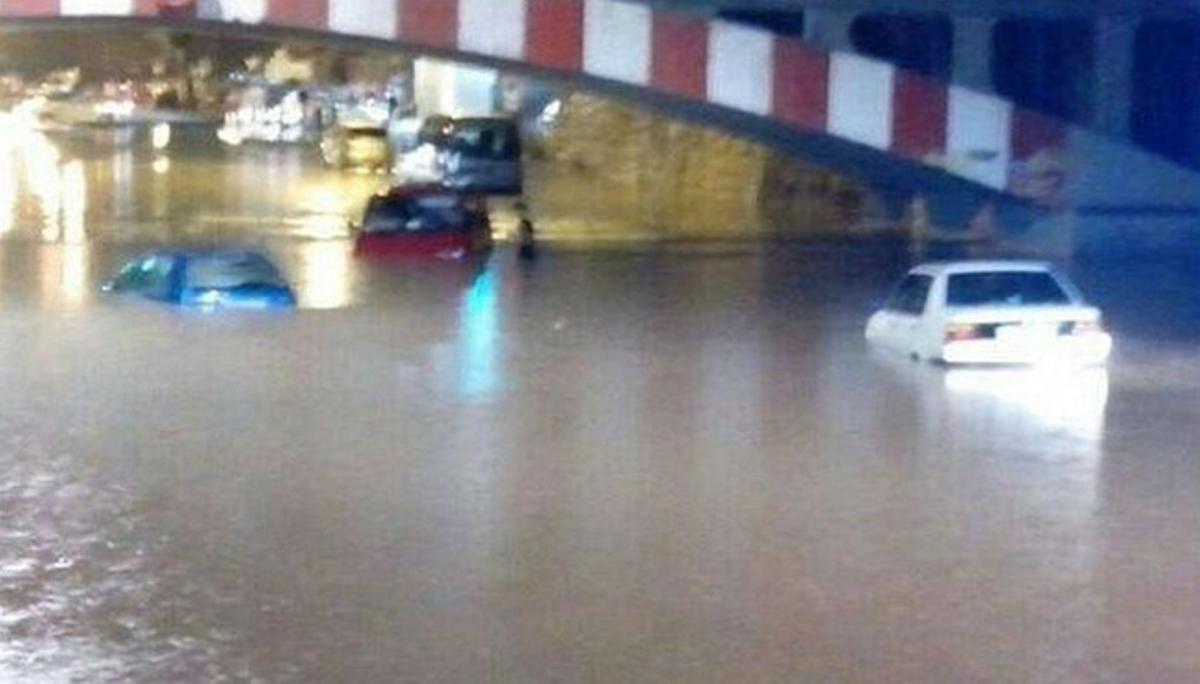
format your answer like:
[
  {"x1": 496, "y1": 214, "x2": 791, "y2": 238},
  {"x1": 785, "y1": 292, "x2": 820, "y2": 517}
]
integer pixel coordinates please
[{"x1": 4, "y1": 4, "x2": 1198, "y2": 254}]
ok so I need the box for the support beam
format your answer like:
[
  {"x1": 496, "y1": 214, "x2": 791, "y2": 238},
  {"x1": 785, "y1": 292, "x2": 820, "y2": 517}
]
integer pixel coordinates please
[
  {"x1": 803, "y1": 9, "x2": 856, "y2": 54},
  {"x1": 952, "y1": 16, "x2": 995, "y2": 92},
  {"x1": 1092, "y1": 18, "x2": 1135, "y2": 138}
]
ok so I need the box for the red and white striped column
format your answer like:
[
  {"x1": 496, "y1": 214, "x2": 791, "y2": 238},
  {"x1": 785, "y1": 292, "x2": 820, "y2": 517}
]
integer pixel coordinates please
[{"x1": 0, "y1": 0, "x2": 1068, "y2": 197}]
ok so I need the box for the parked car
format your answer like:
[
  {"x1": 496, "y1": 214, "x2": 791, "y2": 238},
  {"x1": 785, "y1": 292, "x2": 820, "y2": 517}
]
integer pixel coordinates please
[
  {"x1": 865, "y1": 261, "x2": 1112, "y2": 365},
  {"x1": 393, "y1": 116, "x2": 522, "y2": 195},
  {"x1": 353, "y1": 185, "x2": 492, "y2": 260},
  {"x1": 321, "y1": 122, "x2": 391, "y2": 171},
  {"x1": 103, "y1": 250, "x2": 296, "y2": 310}
]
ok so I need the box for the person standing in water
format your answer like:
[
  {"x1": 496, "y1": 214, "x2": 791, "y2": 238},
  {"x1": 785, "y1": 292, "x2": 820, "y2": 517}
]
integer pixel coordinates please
[{"x1": 515, "y1": 201, "x2": 537, "y2": 261}]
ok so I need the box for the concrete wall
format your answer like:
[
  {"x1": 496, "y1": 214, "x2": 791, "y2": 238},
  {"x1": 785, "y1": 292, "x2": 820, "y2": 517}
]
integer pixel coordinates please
[
  {"x1": 530, "y1": 94, "x2": 883, "y2": 241},
  {"x1": 1065, "y1": 128, "x2": 1200, "y2": 256}
]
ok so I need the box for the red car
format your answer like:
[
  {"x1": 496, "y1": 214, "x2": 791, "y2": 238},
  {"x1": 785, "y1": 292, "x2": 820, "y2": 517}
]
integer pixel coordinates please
[{"x1": 353, "y1": 185, "x2": 493, "y2": 260}]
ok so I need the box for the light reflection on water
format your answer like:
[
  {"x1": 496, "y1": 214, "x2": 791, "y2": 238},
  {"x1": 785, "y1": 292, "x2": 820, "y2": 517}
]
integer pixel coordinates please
[
  {"x1": 0, "y1": 129, "x2": 13, "y2": 237},
  {"x1": 943, "y1": 366, "x2": 1110, "y2": 444},
  {"x1": 60, "y1": 244, "x2": 89, "y2": 308},
  {"x1": 62, "y1": 160, "x2": 87, "y2": 245},
  {"x1": 943, "y1": 365, "x2": 1110, "y2": 610},
  {"x1": 112, "y1": 147, "x2": 133, "y2": 219},
  {"x1": 0, "y1": 115, "x2": 378, "y2": 310},
  {"x1": 296, "y1": 239, "x2": 352, "y2": 310},
  {"x1": 458, "y1": 269, "x2": 500, "y2": 399}
]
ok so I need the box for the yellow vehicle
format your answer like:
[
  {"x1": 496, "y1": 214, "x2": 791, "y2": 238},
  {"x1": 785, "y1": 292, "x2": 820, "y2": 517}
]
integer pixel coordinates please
[{"x1": 321, "y1": 122, "x2": 391, "y2": 171}]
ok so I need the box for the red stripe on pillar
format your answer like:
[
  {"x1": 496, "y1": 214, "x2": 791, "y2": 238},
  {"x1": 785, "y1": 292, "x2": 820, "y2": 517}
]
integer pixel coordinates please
[
  {"x1": 891, "y1": 71, "x2": 947, "y2": 161},
  {"x1": 268, "y1": 0, "x2": 328, "y2": 30},
  {"x1": 771, "y1": 40, "x2": 828, "y2": 131},
  {"x1": 399, "y1": 0, "x2": 458, "y2": 50},
  {"x1": 1010, "y1": 108, "x2": 1066, "y2": 159},
  {"x1": 0, "y1": 0, "x2": 59, "y2": 16},
  {"x1": 649, "y1": 14, "x2": 707, "y2": 100},
  {"x1": 526, "y1": 0, "x2": 583, "y2": 71},
  {"x1": 137, "y1": 0, "x2": 199, "y2": 18}
]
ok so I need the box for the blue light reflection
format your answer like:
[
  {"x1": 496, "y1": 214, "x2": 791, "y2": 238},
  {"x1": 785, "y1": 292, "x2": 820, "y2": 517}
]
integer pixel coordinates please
[{"x1": 458, "y1": 269, "x2": 500, "y2": 399}]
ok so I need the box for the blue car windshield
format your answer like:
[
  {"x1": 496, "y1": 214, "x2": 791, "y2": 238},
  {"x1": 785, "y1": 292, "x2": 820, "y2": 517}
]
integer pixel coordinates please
[{"x1": 185, "y1": 256, "x2": 284, "y2": 290}]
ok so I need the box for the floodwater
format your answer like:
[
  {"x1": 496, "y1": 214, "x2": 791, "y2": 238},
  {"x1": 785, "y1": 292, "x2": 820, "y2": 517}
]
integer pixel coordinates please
[{"x1": 1, "y1": 120, "x2": 1200, "y2": 682}]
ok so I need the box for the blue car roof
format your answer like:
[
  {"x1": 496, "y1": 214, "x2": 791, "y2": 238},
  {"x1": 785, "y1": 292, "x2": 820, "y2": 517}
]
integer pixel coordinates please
[{"x1": 135, "y1": 249, "x2": 277, "y2": 264}]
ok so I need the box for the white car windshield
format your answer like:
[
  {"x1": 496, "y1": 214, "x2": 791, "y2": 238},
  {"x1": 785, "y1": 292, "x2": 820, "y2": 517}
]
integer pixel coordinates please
[{"x1": 946, "y1": 271, "x2": 1072, "y2": 307}]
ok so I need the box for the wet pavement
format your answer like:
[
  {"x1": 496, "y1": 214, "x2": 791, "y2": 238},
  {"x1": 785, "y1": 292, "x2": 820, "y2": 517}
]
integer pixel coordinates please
[{"x1": 1, "y1": 119, "x2": 1200, "y2": 681}]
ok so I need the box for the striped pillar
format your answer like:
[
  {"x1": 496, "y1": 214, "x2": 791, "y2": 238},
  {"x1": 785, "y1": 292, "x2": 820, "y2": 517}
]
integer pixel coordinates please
[
  {"x1": 772, "y1": 40, "x2": 828, "y2": 131},
  {"x1": 650, "y1": 13, "x2": 707, "y2": 100},
  {"x1": 399, "y1": 0, "x2": 458, "y2": 50},
  {"x1": 525, "y1": 0, "x2": 583, "y2": 71},
  {"x1": 707, "y1": 20, "x2": 772, "y2": 115},
  {"x1": 459, "y1": 0, "x2": 525, "y2": 60},
  {"x1": 0, "y1": 0, "x2": 1083, "y2": 199},
  {"x1": 582, "y1": 0, "x2": 651, "y2": 85},
  {"x1": 328, "y1": 0, "x2": 395, "y2": 40},
  {"x1": 60, "y1": 0, "x2": 132, "y2": 14},
  {"x1": 947, "y1": 85, "x2": 1012, "y2": 190},
  {"x1": 827, "y1": 52, "x2": 895, "y2": 151},
  {"x1": 0, "y1": 0, "x2": 61, "y2": 16}
]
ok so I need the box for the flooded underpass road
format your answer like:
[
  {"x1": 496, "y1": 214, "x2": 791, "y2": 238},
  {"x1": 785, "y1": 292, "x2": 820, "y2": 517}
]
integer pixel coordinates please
[{"x1": 2, "y1": 122, "x2": 1200, "y2": 681}]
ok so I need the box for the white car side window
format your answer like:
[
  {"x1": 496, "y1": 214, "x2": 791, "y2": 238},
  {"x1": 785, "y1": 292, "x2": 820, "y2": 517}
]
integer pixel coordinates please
[{"x1": 886, "y1": 275, "x2": 933, "y2": 316}]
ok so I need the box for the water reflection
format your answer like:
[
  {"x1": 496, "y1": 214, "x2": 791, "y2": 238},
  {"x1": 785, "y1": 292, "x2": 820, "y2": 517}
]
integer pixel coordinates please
[
  {"x1": 61, "y1": 160, "x2": 87, "y2": 245},
  {"x1": 112, "y1": 147, "x2": 134, "y2": 219},
  {"x1": 0, "y1": 115, "x2": 91, "y2": 307},
  {"x1": 35, "y1": 244, "x2": 90, "y2": 310},
  {"x1": 24, "y1": 132, "x2": 63, "y2": 240},
  {"x1": 296, "y1": 239, "x2": 352, "y2": 310},
  {"x1": 59, "y1": 244, "x2": 89, "y2": 308},
  {"x1": 151, "y1": 123, "x2": 172, "y2": 151},
  {"x1": 458, "y1": 269, "x2": 500, "y2": 399},
  {"x1": 0, "y1": 132, "x2": 13, "y2": 236},
  {"x1": 943, "y1": 367, "x2": 1109, "y2": 443},
  {"x1": 295, "y1": 186, "x2": 353, "y2": 240}
]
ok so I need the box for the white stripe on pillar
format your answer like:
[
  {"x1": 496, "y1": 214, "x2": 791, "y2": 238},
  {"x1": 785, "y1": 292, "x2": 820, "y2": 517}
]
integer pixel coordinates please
[
  {"x1": 707, "y1": 21, "x2": 772, "y2": 115},
  {"x1": 947, "y1": 85, "x2": 1012, "y2": 190},
  {"x1": 61, "y1": 0, "x2": 133, "y2": 14},
  {"x1": 208, "y1": 0, "x2": 267, "y2": 23},
  {"x1": 459, "y1": 0, "x2": 526, "y2": 60},
  {"x1": 827, "y1": 52, "x2": 895, "y2": 150},
  {"x1": 329, "y1": 0, "x2": 397, "y2": 40},
  {"x1": 583, "y1": 0, "x2": 651, "y2": 85}
]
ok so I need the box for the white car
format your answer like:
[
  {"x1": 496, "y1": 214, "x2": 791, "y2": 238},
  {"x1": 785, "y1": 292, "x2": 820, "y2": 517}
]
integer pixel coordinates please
[{"x1": 866, "y1": 261, "x2": 1113, "y2": 365}]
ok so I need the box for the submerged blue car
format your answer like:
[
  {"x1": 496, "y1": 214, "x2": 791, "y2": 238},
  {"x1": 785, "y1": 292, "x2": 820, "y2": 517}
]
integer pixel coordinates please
[{"x1": 103, "y1": 250, "x2": 297, "y2": 310}]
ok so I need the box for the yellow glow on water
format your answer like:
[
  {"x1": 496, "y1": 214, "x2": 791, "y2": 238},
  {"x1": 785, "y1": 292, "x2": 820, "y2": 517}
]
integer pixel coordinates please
[
  {"x1": 61, "y1": 160, "x2": 87, "y2": 245},
  {"x1": 0, "y1": 125, "x2": 14, "y2": 237},
  {"x1": 22, "y1": 130, "x2": 64, "y2": 240},
  {"x1": 297, "y1": 240, "x2": 352, "y2": 310},
  {"x1": 153, "y1": 156, "x2": 171, "y2": 175},
  {"x1": 305, "y1": 186, "x2": 345, "y2": 216},
  {"x1": 295, "y1": 186, "x2": 352, "y2": 240},
  {"x1": 60, "y1": 243, "x2": 88, "y2": 308}
]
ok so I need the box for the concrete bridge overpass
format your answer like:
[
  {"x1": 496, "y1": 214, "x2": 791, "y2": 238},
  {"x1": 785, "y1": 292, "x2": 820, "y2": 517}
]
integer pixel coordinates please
[{"x1": 3, "y1": 0, "x2": 1197, "y2": 254}]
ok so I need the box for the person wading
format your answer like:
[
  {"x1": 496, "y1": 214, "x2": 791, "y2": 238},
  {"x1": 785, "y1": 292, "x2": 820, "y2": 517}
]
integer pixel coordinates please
[{"x1": 515, "y1": 201, "x2": 537, "y2": 261}]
